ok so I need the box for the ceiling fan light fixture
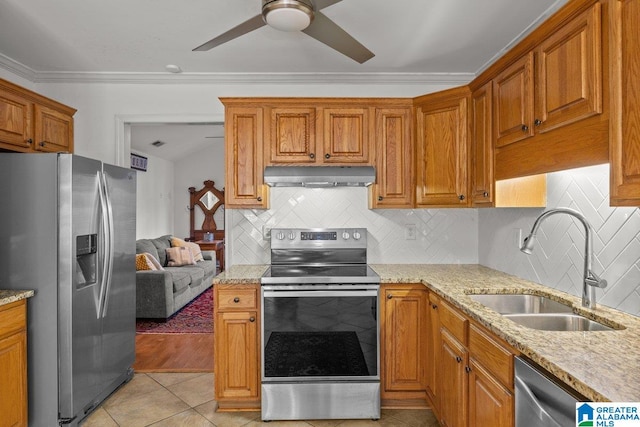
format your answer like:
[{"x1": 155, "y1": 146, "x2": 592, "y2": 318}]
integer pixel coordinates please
[{"x1": 262, "y1": 0, "x2": 314, "y2": 32}]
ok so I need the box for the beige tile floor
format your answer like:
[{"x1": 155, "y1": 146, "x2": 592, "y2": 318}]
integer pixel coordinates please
[{"x1": 81, "y1": 373, "x2": 440, "y2": 427}]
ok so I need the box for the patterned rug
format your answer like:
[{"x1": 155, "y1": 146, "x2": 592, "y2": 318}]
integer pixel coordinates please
[
  {"x1": 136, "y1": 287, "x2": 213, "y2": 334},
  {"x1": 264, "y1": 331, "x2": 369, "y2": 377}
]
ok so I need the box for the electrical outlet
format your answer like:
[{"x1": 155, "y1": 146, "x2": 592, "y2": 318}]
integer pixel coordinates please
[
  {"x1": 263, "y1": 226, "x2": 271, "y2": 240},
  {"x1": 514, "y1": 228, "x2": 522, "y2": 249},
  {"x1": 405, "y1": 224, "x2": 417, "y2": 240}
]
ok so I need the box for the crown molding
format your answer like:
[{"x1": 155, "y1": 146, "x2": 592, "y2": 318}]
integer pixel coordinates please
[{"x1": 0, "y1": 63, "x2": 473, "y2": 86}]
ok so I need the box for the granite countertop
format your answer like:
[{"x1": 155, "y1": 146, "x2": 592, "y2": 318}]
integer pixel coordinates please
[
  {"x1": 0, "y1": 290, "x2": 35, "y2": 307},
  {"x1": 213, "y1": 263, "x2": 640, "y2": 402}
]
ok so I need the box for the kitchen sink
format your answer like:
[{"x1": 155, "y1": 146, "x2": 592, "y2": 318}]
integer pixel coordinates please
[
  {"x1": 469, "y1": 293, "x2": 574, "y2": 314},
  {"x1": 503, "y1": 313, "x2": 617, "y2": 331}
]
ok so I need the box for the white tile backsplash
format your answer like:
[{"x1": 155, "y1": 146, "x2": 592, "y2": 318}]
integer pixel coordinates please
[
  {"x1": 480, "y1": 164, "x2": 640, "y2": 316},
  {"x1": 226, "y1": 164, "x2": 640, "y2": 317},
  {"x1": 228, "y1": 187, "x2": 479, "y2": 265}
]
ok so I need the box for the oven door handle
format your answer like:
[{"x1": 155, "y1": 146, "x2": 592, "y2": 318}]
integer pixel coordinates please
[{"x1": 263, "y1": 290, "x2": 378, "y2": 298}]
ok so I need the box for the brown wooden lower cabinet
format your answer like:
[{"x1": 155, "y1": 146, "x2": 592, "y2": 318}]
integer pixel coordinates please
[
  {"x1": 380, "y1": 284, "x2": 429, "y2": 406},
  {"x1": 0, "y1": 299, "x2": 28, "y2": 427},
  {"x1": 468, "y1": 359, "x2": 514, "y2": 427},
  {"x1": 213, "y1": 284, "x2": 261, "y2": 410}
]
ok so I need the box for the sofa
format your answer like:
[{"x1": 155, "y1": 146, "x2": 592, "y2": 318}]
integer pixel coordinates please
[{"x1": 135, "y1": 234, "x2": 217, "y2": 319}]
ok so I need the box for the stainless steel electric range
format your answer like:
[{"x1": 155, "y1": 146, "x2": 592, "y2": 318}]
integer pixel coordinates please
[{"x1": 260, "y1": 228, "x2": 381, "y2": 421}]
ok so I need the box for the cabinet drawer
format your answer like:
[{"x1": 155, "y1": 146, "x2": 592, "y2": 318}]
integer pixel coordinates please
[
  {"x1": 0, "y1": 300, "x2": 26, "y2": 339},
  {"x1": 469, "y1": 324, "x2": 514, "y2": 389},
  {"x1": 439, "y1": 300, "x2": 467, "y2": 344},
  {"x1": 216, "y1": 288, "x2": 258, "y2": 310}
]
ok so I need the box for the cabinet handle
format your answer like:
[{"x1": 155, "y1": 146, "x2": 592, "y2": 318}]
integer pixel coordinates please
[
  {"x1": 249, "y1": 317, "x2": 255, "y2": 322},
  {"x1": 521, "y1": 124, "x2": 529, "y2": 132},
  {"x1": 39, "y1": 141, "x2": 46, "y2": 147},
  {"x1": 431, "y1": 304, "x2": 438, "y2": 309},
  {"x1": 257, "y1": 196, "x2": 262, "y2": 202},
  {"x1": 534, "y1": 119, "x2": 542, "y2": 126},
  {"x1": 26, "y1": 138, "x2": 33, "y2": 144},
  {"x1": 378, "y1": 196, "x2": 383, "y2": 201},
  {"x1": 325, "y1": 153, "x2": 331, "y2": 159},
  {"x1": 387, "y1": 294, "x2": 393, "y2": 299},
  {"x1": 458, "y1": 195, "x2": 465, "y2": 201},
  {"x1": 465, "y1": 366, "x2": 472, "y2": 373},
  {"x1": 455, "y1": 356, "x2": 462, "y2": 363},
  {"x1": 483, "y1": 191, "x2": 489, "y2": 198},
  {"x1": 309, "y1": 153, "x2": 315, "y2": 159},
  {"x1": 233, "y1": 297, "x2": 240, "y2": 303}
]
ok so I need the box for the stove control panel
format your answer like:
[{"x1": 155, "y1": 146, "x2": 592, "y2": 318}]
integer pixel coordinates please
[{"x1": 270, "y1": 227, "x2": 368, "y2": 249}]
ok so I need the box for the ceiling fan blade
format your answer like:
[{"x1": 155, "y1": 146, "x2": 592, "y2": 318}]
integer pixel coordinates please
[
  {"x1": 313, "y1": 0, "x2": 343, "y2": 11},
  {"x1": 302, "y1": 11, "x2": 374, "y2": 63},
  {"x1": 193, "y1": 14, "x2": 266, "y2": 51}
]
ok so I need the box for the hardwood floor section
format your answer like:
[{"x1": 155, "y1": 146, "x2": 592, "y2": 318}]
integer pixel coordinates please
[{"x1": 134, "y1": 333, "x2": 214, "y2": 373}]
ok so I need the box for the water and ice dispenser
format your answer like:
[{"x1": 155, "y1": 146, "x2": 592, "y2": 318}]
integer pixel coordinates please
[{"x1": 75, "y1": 234, "x2": 97, "y2": 288}]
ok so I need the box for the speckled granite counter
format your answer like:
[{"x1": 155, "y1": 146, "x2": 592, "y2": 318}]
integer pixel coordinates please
[
  {"x1": 212, "y1": 263, "x2": 640, "y2": 402},
  {"x1": 0, "y1": 290, "x2": 34, "y2": 306}
]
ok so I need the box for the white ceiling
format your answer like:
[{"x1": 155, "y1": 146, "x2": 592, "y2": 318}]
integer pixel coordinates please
[
  {"x1": 0, "y1": 0, "x2": 567, "y2": 82},
  {"x1": 130, "y1": 123, "x2": 225, "y2": 161}
]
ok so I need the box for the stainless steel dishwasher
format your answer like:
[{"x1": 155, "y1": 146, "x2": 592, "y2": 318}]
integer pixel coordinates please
[{"x1": 515, "y1": 357, "x2": 585, "y2": 427}]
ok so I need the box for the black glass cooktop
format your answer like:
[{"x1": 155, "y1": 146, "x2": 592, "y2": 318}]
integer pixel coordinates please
[{"x1": 261, "y1": 264, "x2": 380, "y2": 285}]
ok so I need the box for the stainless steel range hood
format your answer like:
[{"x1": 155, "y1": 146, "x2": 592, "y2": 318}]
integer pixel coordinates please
[{"x1": 264, "y1": 166, "x2": 375, "y2": 188}]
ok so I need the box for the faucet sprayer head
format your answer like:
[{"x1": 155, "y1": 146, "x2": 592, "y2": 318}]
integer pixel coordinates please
[{"x1": 520, "y1": 234, "x2": 535, "y2": 254}]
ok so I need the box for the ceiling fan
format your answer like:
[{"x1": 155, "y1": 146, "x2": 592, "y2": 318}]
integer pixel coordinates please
[{"x1": 193, "y1": 0, "x2": 374, "y2": 64}]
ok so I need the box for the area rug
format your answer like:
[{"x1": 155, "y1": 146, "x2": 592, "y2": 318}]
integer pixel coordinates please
[
  {"x1": 264, "y1": 331, "x2": 369, "y2": 377},
  {"x1": 136, "y1": 287, "x2": 213, "y2": 334}
]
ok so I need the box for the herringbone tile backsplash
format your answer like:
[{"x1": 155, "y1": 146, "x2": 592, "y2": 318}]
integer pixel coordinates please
[
  {"x1": 480, "y1": 164, "x2": 640, "y2": 316},
  {"x1": 228, "y1": 163, "x2": 640, "y2": 316}
]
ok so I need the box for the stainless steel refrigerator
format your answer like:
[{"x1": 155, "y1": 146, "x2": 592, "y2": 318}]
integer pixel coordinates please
[{"x1": 0, "y1": 153, "x2": 137, "y2": 427}]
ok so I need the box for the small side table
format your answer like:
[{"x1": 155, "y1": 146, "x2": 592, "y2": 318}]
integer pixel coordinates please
[{"x1": 195, "y1": 240, "x2": 224, "y2": 272}]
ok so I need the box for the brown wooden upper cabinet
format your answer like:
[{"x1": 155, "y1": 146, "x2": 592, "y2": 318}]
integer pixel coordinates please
[
  {"x1": 223, "y1": 104, "x2": 268, "y2": 209},
  {"x1": 610, "y1": 0, "x2": 640, "y2": 206},
  {"x1": 370, "y1": 106, "x2": 414, "y2": 208},
  {"x1": 0, "y1": 78, "x2": 75, "y2": 153},
  {"x1": 415, "y1": 87, "x2": 470, "y2": 208},
  {"x1": 470, "y1": 82, "x2": 494, "y2": 207},
  {"x1": 266, "y1": 104, "x2": 370, "y2": 165},
  {"x1": 494, "y1": 3, "x2": 602, "y2": 148}
]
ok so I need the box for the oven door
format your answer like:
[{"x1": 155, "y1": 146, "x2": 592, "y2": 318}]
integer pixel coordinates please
[{"x1": 261, "y1": 284, "x2": 380, "y2": 383}]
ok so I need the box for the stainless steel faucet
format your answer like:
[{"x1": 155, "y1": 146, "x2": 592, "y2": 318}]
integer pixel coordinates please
[{"x1": 520, "y1": 208, "x2": 607, "y2": 309}]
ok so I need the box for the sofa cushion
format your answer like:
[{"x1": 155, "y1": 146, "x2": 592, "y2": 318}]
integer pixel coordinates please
[
  {"x1": 150, "y1": 235, "x2": 173, "y2": 266},
  {"x1": 163, "y1": 268, "x2": 192, "y2": 293},
  {"x1": 136, "y1": 239, "x2": 159, "y2": 260},
  {"x1": 166, "y1": 246, "x2": 196, "y2": 266},
  {"x1": 194, "y1": 259, "x2": 217, "y2": 277},
  {"x1": 171, "y1": 237, "x2": 204, "y2": 262}
]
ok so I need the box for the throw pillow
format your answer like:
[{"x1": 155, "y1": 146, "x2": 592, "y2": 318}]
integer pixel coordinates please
[
  {"x1": 166, "y1": 246, "x2": 196, "y2": 267},
  {"x1": 143, "y1": 252, "x2": 164, "y2": 270},
  {"x1": 171, "y1": 237, "x2": 204, "y2": 262},
  {"x1": 135, "y1": 253, "x2": 151, "y2": 271}
]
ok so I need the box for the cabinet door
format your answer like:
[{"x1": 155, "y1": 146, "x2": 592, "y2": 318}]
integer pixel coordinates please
[
  {"x1": 468, "y1": 359, "x2": 513, "y2": 427},
  {"x1": 371, "y1": 107, "x2": 414, "y2": 208},
  {"x1": 416, "y1": 93, "x2": 469, "y2": 207},
  {"x1": 381, "y1": 286, "x2": 428, "y2": 398},
  {"x1": 34, "y1": 104, "x2": 74, "y2": 152},
  {"x1": 610, "y1": 0, "x2": 640, "y2": 206},
  {"x1": 426, "y1": 293, "x2": 441, "y2": 407},
  {"x1": 439, "y1": 329, "x2": 468, "y2": 427},
  {"x1": 321, "y1": 107, "x2": 370, "y2": 163},
  {"x1": 493, "y1": 53, "x2": 534, "y2": 148},
  {"x1": 470, "y1": 82, "x2": 494, "y2": 207},
  {"x1": 267, "y1": 106, "x2": 317, "y2": 164},
  {"x1": 0, "y1": 88, "x2": 33, "y2": 151},
  {"x1": 225, "y1": 106, "x2": 267, "y2": 208},
  {"x1": 535, "y1": 3, "x2": 601, "y2": 134},
  {"x1": 214, "y1": 311, "x2": 259, "y2": 400}
]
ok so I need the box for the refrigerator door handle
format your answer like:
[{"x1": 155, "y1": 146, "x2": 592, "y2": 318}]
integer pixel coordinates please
[
  {"x1": 97, "y1": 171, "x2": 114, "y2": 319},
  {"x1": 101, "y1": 171, "x2": 115, "y2": 318}
]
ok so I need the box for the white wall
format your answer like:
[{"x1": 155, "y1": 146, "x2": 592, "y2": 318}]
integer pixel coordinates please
[
  {"x1": 172, "y1": 141, "x2": 225, "y2": 239},
  {"x1": 134, "y1": 150, "x2": 175, "y2": 239},
  {"x1": 479, "y1": 164, "x2": 640, "y2": 316}
]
